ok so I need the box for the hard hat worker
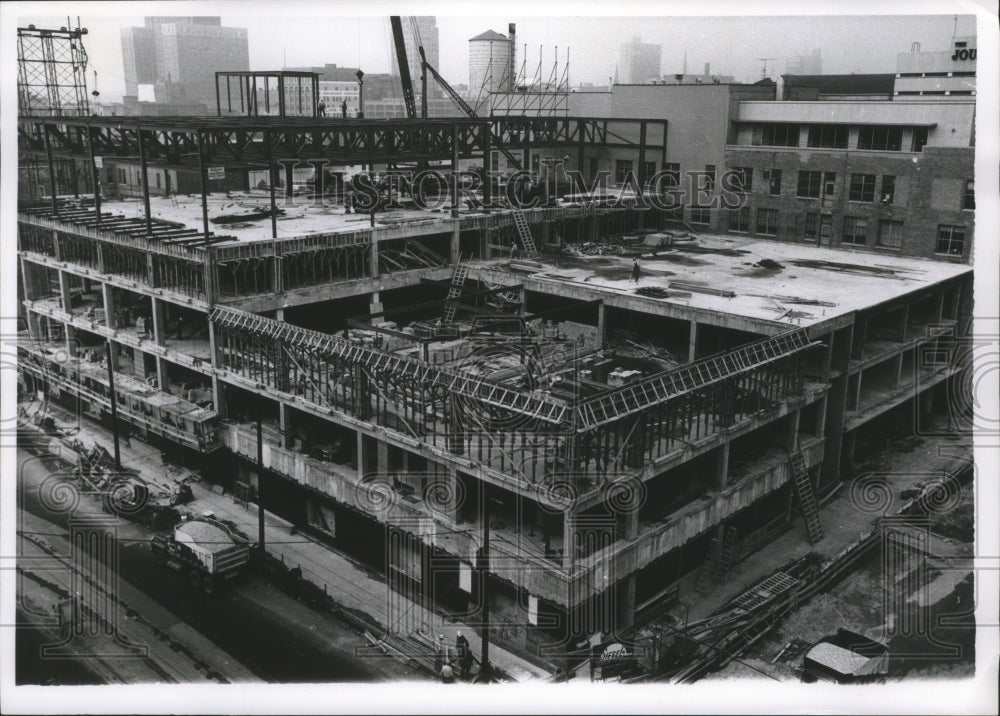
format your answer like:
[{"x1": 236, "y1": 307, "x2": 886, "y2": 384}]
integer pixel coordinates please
[{"x1": 456, "y1": 631, "x2": 472, "y2": 680}]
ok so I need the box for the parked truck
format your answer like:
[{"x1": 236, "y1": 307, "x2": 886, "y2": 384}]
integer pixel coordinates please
[{"x1": 151, "y1": 517, "x2": 250, "y2": 595}]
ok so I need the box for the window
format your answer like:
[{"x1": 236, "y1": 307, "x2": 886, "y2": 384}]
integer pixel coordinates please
[
  {"x1": 911, "y1": 127, "x2": 928, "y2": 152},
  {"x1": 689, "y1": 207, "x2": 711, "y2": 225},
  {"x1": 588, "y1": 157, "x2": 599, "y2": 179},
  {"x1": 804, "y1": 212, "x2": 819, "y2": 241},
  {"x1": 730, "y1": 167, "x2": 753, "y2": 193},
  {"x1": 963, "y1": 180, "x2": 975, "y2": 210},
  {"x1": 704, "y1": 165, "x2": 717, "y2": 191},
  {"x1": 935, "y1": 225, "x2": 966, "y2": 256},
  {"x1": 662, "y1": 162, "x2": 681, "y2": 187},
  {"x1": 807, "y1": 124, "x2": 849, "y2": 149},
  {"x1": 643, "y1": 161, "x2": 657, "y2": 180},
  {"x1": 756, "y1": 208, "x2": 778, "y2": 235},
  {"x1": 729, "y1": 206, "x2": 751, "y2": 232},
  {"x1": 881, "y1": 176, "x2": 896, "y2": 205},
  {"x1": 761, "y1": 124, "x2": 800, "y2": 147},
  {"x1": 824, "y1": 172, "x2": 837, "y2": 196},
  {"x1": 877, "y1": 220, "x2": 904, "y2": 249},
  {"x1": 842, "y1": 216, "x2": 868, "y2": 245},
  {"x1": 857, "y1": 125, "x2": 903, "y2": 151},
  {"x1": 615, "y1": 160, "x2": 633, "y2": 185},
  {"x1": 767, "y1": 168, "x2": 782, "y2": 195},
  {"x1": 849, "y1": 174, "x2": 877, "y2": 202},
  {"x1": 118, "y1": 168, "x2": 126, "y2": 183},
  {"x1": 797, "y1": 171, "x2": 822, "y2": 198}
]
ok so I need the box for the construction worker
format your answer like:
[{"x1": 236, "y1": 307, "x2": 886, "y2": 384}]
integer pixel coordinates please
[
  {"x1": 440, "y1": 664, "x2": 455, "y2": 684},
  {"x1": 341, "y1": 100, "x2": 348, "y2": 118},
  {"x1": 631, "y1": 258, "x2": 641, "y2": 283},
  {"x1": 317, "y1": 100, "x2": 326, "y2": 117},
  {"x1": 434, "y1": 634, "x2": 446, "y2": 673},
  {"x1": 456, "y1": 631, "x2": 472, "y2": 680}
]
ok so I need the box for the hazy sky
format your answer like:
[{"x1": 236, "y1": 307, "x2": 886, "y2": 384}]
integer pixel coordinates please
[{"x1": 15, "y1": 6, "x2": 977, "y2": 102}]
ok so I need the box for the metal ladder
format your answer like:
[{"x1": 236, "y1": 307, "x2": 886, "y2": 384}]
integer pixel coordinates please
[
  {"x1": 788, "y1": 449, "x2": 823, "y2": 544},
  {"x1": 441, "y1": 263, "x2": 470, "y2": 325},
  {"x1": 511, "y1": 210, "x2": 537, "y2": 254}
]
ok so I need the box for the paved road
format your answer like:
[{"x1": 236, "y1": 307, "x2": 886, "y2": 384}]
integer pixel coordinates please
[{"x1": 17, "y1": 449, "x2": 423, "y2": 683}]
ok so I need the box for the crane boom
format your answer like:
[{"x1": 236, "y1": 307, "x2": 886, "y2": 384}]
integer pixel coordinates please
[
  {"x1": 418, "y1": 46, "x2": 523, "y2": 171},
  {"x1": 390, "y1": 16, "x2": 417, "y2": 119}
]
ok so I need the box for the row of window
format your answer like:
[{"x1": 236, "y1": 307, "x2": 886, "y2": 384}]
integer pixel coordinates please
[
  {"x1": 608, "y1": 161, "x2": 974, "y2": 213},
  {"x1": 728, "y1": 207, "x2": 967, "y2": 256},
  {"x1": 757, "y1": 123, "x2": 929, "y2": 152}
]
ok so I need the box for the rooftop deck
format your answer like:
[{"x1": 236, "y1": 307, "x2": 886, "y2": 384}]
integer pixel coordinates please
[{"x1": 508, "y1": 232, "x2": 970, "y2": 329}]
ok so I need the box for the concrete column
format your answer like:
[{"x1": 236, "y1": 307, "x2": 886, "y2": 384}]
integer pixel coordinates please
[
  {"x1": 934, "y1": 290, "x2": 946, "y2": 324},
  {"x1": 356, "y1": 432, "x2": 366, "y2": 480},
  {"x1": 892, "y1": 353, "x2": 904, "y2": 390},
  {"x1": 843, "y1": 430, "x2": 857, "y2": 470},
  {"x1": 854, "y1": 372, "x2": 863, "y2": 411},
  {"x1": 597, "y1": 302, "x2": 607, "y2": 348},
  {"x1": 814, "y1": 396, "x2": 827, "y2": 436},
  {"x1": 370, "y1": 239, "x2": 380, "y2": 278},
  {"x1": 151, "y1": 297, "x2": 167, "y2": 347},
  {"x1": 617, "y1": 574, "x2": 637, "y2": 631},
  {"x1": 146, "y1": 254, "x2": 156, "y2": 287},
  {"x1": 851, "y1": 315, "x2": 867, "y2": 361},
  {"x1": 688, "y1": 321, "x2": 698, "y2": 363},
  {"x1": 377, "y1": 440, "x2": 390, "y2": 476},
  {"x1": 714, "y1": 442, "x2": 730, "y2": 490},
  {"x1": 451, "y1": 225, "x2": 461, "y2": 265},
  {"x1": 46, "y1": 316, "x2": 60, "y2": 344},
  {"x1": 211, "y1": 375, "x2": 227, "y2": 417},
  {"x1": 619, "y1": 509, "x2": 638, "y2": 542},
  {"x1": 279, "y1": 402, "x2": 293, "y2": 448},
  {"x1": 101, "y1": 283, "x2": 115, "y2": 329},
  {"x1": 155, "y1": 356, "x2": 168, "y2": 393},
  {"x1": 207, "y1": 320, "x2": 222, "y2": 368},
  {"x1": 95, "y1": 243, "x2": 105, "y2": 274},
  {"x1": 64, "y1": 324, "x2": 77, "y2": 357},
  {"x1": 274, "y1": 308, "x2": 285, "y2": 322},
  {"x1": 52, "y1": 232, "x2": 61, "y2": 262},
  {"x1": 897, "y1": 305, "x2": 910, "y2": 342},
  {"x1": 786, "y1": 410, "x2": 801, "y2": 452},
  {"x1": 820, "y1": 332, "x2": 834, "y2": 381},
  {"x1": 58, "y1": 270, "x2": 72, "y2": 312},
  {"x1": 272, "y1": 255, "x2": 283, "y2": 295},
  {"x1": 562, "y1": 511, "x2": 575, "y2": 571}
]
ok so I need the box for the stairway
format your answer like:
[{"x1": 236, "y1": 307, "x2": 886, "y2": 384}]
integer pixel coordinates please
[
  {"x1": 511, "y1": 210, "x2": 537, "y2": 254},
  {"x1": 576, "y1": 328, "x2": 814, "y2": 430},
  {"x1": 788, "y1": 449, "x2": 823, "y2": 544}
]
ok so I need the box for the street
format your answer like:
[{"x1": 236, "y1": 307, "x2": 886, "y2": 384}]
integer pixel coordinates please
[{"x1": 16, "y1": 449, "x2": 427, "y2": 684}]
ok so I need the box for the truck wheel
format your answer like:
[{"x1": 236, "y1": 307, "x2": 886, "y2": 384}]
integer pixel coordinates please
[
  {"x1": 202, "y1": 576, "x2": 216, "y2": 596},
  {"x1": 188, "y1": 569, "x2": 201, "y2": 588}
]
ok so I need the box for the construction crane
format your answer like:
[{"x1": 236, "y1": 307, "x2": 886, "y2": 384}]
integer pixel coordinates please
[
  {"x1": 417, "y1": 46, "x2": 523, "y2": 171},
  {"x1": 389, "y1": 16, "x2": 418, "y2": 119}
]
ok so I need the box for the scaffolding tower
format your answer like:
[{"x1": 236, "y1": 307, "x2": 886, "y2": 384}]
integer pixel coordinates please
[{"x1": 17, "y1": 22, "x2": 91, "y2": 117}]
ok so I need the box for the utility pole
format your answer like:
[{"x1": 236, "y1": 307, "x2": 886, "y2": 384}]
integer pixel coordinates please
[
  {"x1": 256, "y1": 415, "x2": 265, "y2": 550},
  {"x1": 476, "y1": 494, "x2": 493, "y2": 683},
  {"x1": 104, "y1": 341, "x2": 121, "y2": 469}
]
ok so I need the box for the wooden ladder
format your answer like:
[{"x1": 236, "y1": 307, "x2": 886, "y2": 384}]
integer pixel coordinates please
[{"x1": 511, "y1": 210, "x2": 537, "y2": 254}]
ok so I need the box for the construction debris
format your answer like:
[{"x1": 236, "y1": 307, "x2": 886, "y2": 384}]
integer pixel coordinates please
[
  {"x1": 635, "y1": 286, "x2": 692, "y2": 299},
  {"x1": 669, "y1": 281, "x2": 737, "y2": 298}
]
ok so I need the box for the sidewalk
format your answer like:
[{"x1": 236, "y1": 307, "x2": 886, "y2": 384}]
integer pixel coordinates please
[{"x1": 39, "y1": 407, "x2": 552, "y2": 682}]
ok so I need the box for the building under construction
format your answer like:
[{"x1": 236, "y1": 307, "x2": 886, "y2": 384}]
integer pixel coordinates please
[{"x1": 15, "y1": 25, "x2": 975, "y2": 674}]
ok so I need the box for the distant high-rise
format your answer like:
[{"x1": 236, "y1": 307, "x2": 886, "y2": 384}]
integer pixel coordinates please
[
  {"x1": 619, "y1": 37, "x2": 662, "y2": 84},
  {"x1": 390, "y1": 16, "x2": 439, "y2": 99},
  {"x1": 786, "y1": 49, "x2": 823, "y2": 75},
  {"x1": 121, "y1": 17, "x2": 249, "y2": 112}
]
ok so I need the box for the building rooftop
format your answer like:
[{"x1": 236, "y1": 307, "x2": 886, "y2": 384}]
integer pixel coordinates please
[
  {"x1": 781, "y1": 73, "x2": 896, "y2": 95},
  {"x1": 510, "y1": 231, "x2": 970, "y2": 328}
]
